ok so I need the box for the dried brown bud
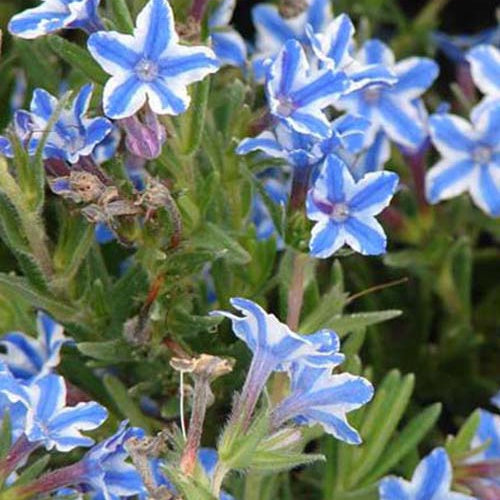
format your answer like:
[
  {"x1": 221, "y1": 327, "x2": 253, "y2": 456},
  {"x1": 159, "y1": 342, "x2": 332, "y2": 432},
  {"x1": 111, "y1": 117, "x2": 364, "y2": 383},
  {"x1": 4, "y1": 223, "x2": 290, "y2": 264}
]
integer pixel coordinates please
[
  {"x1": 170, "y1": 353, "x2": 234, "y2": 381},
  {"x1": 278, "y1": 0, "x2": 308, "y2": 19}
]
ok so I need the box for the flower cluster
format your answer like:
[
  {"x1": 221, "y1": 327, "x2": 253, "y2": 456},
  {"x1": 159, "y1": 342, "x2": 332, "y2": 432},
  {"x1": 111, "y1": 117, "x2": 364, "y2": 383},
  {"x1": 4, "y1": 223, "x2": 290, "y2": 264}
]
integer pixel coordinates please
[
  {"x1": 212, "y1": 298, "x2": 373, "y2": 442},
  {"x1": 0, "y1": 312, "x2": 146, "y2": 499}
]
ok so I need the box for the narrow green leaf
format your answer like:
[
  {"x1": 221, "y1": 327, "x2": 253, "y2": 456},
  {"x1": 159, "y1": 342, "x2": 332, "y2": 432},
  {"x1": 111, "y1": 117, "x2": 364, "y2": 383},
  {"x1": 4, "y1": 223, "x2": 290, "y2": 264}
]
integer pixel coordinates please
[
  {"x1": 108, "y1": 0, "x2": 134, "y2": 33},
  {"x1": 77, "y1": 339, "x2": 134, "y2": 362},
  {"x1": 0, "y1": 273, "x2": 79, "y2": 322},
  {"x1": 361, "y1": 403, "x2": 442, "y2": 485},
  {"x1": 326, "y1": 310, "x2": 402, "y2": 336},
  {"x1": 180, "y1": 77, "x2": 211, "y2": 155},
  {"x1": 193, "y1": 222, "x2": 251, "y2": 265},
  {"x1": 12, "y1": 456, "x2": 51, "y2": 486},
  {"x1": 349, "y1": 374, "x2": 415, "y2": 487},
  {"x1": 103, "y1": 374, "x2": 151, "y2": 433},
  {"x1": 250, "y1": 450, "x2": 325, "y2": 472},
  {"x1": 0, "y1": 413, "x2": 12, "y2": 460},
  {"x1": 445, "y1": 409, "x2": 481, "y2": 458},
  {"x1": 47, "y1": 35, "x2": 108, "y2": 85},
  {"x1": 299, "y1": 284, "x2": 349, "y2": 334}
]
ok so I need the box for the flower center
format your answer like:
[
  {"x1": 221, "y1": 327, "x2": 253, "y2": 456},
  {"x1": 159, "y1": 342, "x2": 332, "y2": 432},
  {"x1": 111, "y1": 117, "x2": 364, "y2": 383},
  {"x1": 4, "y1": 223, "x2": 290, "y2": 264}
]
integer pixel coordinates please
[
  {"x1": 135, "y1": 59, "x2": 159, "y2": 82},
  {"x1": 331, "y1": 202, "x2": 350, "y2": 222},
  {"x1": 472, "y1": 145, "x2": 492, "y2": 164},
  {"x1": 276, "y1": 96, "x2": 296, "y2": 117},
  {"x1": 363, "y1": 86, "x2": 382, "y2": 104}
]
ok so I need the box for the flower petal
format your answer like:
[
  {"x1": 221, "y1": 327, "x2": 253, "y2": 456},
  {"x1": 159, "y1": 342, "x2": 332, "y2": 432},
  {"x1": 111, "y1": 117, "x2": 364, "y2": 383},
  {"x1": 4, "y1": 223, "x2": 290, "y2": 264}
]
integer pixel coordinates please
[
  {"x1": 393, "y1": 57, "x2": 439, "y2": 100},
  {"x1": 9, "y1": 3, "x2": 69, "y2": 39},
  {"x1": 466, "y1": 44, "x2": 500, "y2": 96},
  {"x1": 309, "y1": 219, "x2": 345, "y2": 258},
  {"x1": 158, "y1": 45, "x2": 219, "y2": 82},
  {"x1": 135, "y1": 0, "x2": 175, "y2": 59},
  {"x1": 103, "y1": 75, "x2": 146, "y2": 119},
  {"x1": 211, "y1": 30, "x2": 247, "y2": 68},
  {"x1": 429, "y1": 113, "x2": 476, "y2": 158},
  {"x1": 377, "y1": 95, "x2": 426, "y2": 148},
  {"x1": 469, "y1": 164, "x2": 500, "y2": 216},
  {"x1": 146, "y1": 79, "x2": 189, "y2": 115},
  {"x1": 425, "y1": 158, "x2": 475, "y2": 204},
  {"x1": 348, "y1": 170, "x2": 399, "y2": 216},
  {"x1": 344, "y1": 216, "x2": 387, "y2": 255},
  {"x1": 379, "y1": 477, "x2": 411, "y2": 500},
  {"x1": 357, "y1": 39, "x2": 395, "y2": 66},
  {"x1": 87, "y1": 31, "x2": 140, "y2": 75},
  {"x1": 411, "y1": 448, "x2": 452, "y2": 498}
]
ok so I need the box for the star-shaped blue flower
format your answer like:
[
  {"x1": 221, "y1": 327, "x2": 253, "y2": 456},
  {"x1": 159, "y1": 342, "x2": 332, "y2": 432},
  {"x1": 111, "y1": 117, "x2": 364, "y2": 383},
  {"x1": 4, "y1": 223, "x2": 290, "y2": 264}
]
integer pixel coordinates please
[
  {"x1": 24, "y1": 374, "x2": 108, "y2": 452},
  {"x1": 466, "y1": 44, "x2": 500, "y2": 99},
  {"x1": 81, "y1": 421, "x2": 146, "y2": 499},
  {"x1": 211, "y1": 298, "x2": 344, "y2": 415},
  {"x1": 379, "y1": 447, "x2": 475, "y2": 500},
  {"x1": 306, "y1": 155, "x2": 398, "y2": 257},
  {"x1": 209, "y1": 0, "x2": 247, "y2": 68},
  {"x1": 0, "y1": 84, "x2": 113, "y2": 164},
  {"x1": 433, "y1": 29, "x2": 500, "y2": 64},
  {"x1": 9, "y1": 0, "x2": 102, "y2": 39},
  {"x1": 307, "y1": 14, "x2": 396, "y2": 93},
  {"x1": 0, "y1": 312, "x2": 72, "y2": 381},
  {"x1": 265, "y1": 39, "x2": 347, "y2": 139},
  {"x1": 87, "y1": 0, "x2": 219, "y2": 119},
  {"x1": 238, "y1": 116, "x2": 371, "y2": 171},
  {"x1": 251, "y1": 0, "x2": 332, "y2": 80},
  {"x1": 336, "y1": 39, "x2": 439, "y2": 149},
  {"x1": 272, "y1": 364, "x2": 373, "y2": 444},
  {"x1": 425, "y1": 101, "x2": 500, "y2": 216}
]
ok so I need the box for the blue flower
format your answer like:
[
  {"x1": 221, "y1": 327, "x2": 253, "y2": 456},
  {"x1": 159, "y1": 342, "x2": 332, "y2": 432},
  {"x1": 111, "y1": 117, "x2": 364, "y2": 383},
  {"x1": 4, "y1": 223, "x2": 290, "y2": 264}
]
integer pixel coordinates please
[
  {"x1": 0, "y1": 312, "x2": 71, "y2": 380},
  {"x1": 251, "y1": 176, "x2": 288, "y2": 246},
  {"x1": 209, "y1": 0, "x2": 247, "y2": 68},
  {"x1": 87, "y1": 0, "x2": 219, "y2": 119},
  {"x1": 211, "y1": 298, "x2": 344, "y2": 419},
  {"x1": 198, "y1": 448, "x2": 235, "y2": 500},
  {"x1": 271, "y1": 364, "x2": 373, "y2": 444},
  {"x1": 307, "y1": 14, "x2": 396, "y2": 93},
  {"x1": 265, "y1": 39, "x2": 347, "y2": 139},
  {"x1": 9, "y1": 0, "x2": 103, "y2": 39},
  {"x1": 379, "y1": 447, "x2": 475, "y2": 500},
  {"x1": 0, "y1": 363, "x2": 31, "y2": 440},
  {"x1": 251, "y1": 0, "x2": 332, "y2": 80},
  {"x1": 306, "y1": 155, "x2": 398, "y2": 257},
  {"x1": 80, "y1": 421, "x2": 146, "y2": 499},
  {"x1": 237, "y1": 116, "x2": 371, "y2": 171},
  {"x1": 0, "y1": 110, "x2": 33, "y2": 158},
  {"x1": 471, "y1": 409, "x2": 500, "y2": 461},
  {"x1": 425, "y1": 101, "x2": 500, "y2": 216},
  {"x1": 433, "y1": 28, "x2": 500, "y2": 64},
  {"x1": 466, "y1": 44, "x2": 500, "y2": 99},
  {"x1": 24, "y1": 374, "x2": 108, "y2": 452},
  {"x1": 349, "y1": 128, "x2": 391, "y2": 180},
  {"x1": 336, "y1": 40, "x2": 439, "y2": 149},
  {"x1": 0, "y1": 84, "x2": 113, "y2": 164}
]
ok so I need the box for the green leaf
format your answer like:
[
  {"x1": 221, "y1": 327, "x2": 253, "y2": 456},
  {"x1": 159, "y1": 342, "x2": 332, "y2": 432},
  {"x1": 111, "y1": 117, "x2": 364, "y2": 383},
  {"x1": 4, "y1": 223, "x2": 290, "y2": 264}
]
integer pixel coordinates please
[
  {"x1": 325, "y1": 310, "x2": 402, "y2": 336},
  {"x1": 0, "y1": 412, "x2": 12, "y2": 460},
  {"x1": 164, "y1": 465, "x2": 216, "y2": 500},
  {"x1": 299, "y1": 283, "x2": 349, "y2": 334},
  {"x1": 219, "y1": 412, "x2": 269, "y2": 470},
  {"x1": 180, "y1": 77, "x2": 211, "y2": 155},
  {"x1": 250, "y1": 450, "x2": 325, "y2": 472},
  {"x1": 47, "y1": 35, "x2": 108, "y2": 85},
  {"x1": 0, "y1": 273, "x2": 79, "y2": 322},
  {"x1": 360, "y1": 403, "x2": 442, "y2": 485},
  {"x1": 348, "y1": 372, "x2": 415, "y2": 487},
  {"x1": 108, "y1": 0, "x2": 134, "y2": 33},
  {"x1": 12, "y1": 455, "x2": 51, "y2": 486},
  {"x1": 77, "y1": 339, "x2": 134, "y2": 363},
  {"x1": 102, "y1": 374, "x2": 151, "y2": 433},
  {"x1": 15, "y1": 38, "x2": 59, "y2": 93},
  {"x1": 53, "y1": 215, "x2": 95, "y2": 284},
  {"x1": 193, "y1": 222, "x2": 251, "y2": 265},
  {"x1": 445, "y1": 409, "x2": 481, "y2": 458}
]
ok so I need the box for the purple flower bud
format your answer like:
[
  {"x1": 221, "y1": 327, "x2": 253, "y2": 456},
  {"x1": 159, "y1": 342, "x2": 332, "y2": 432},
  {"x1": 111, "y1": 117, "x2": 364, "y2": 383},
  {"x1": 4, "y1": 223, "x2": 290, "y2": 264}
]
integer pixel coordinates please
[{"x1": 120, "y1": 108, "x2": 167, "y2": 160}]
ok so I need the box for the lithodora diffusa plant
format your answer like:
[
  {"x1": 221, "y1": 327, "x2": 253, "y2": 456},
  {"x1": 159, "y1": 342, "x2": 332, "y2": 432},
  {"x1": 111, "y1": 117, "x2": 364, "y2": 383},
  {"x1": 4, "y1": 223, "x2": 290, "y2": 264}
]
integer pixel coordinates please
[{"x1": 0, "y1": 0, "x2": 499, "y2": 499}]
